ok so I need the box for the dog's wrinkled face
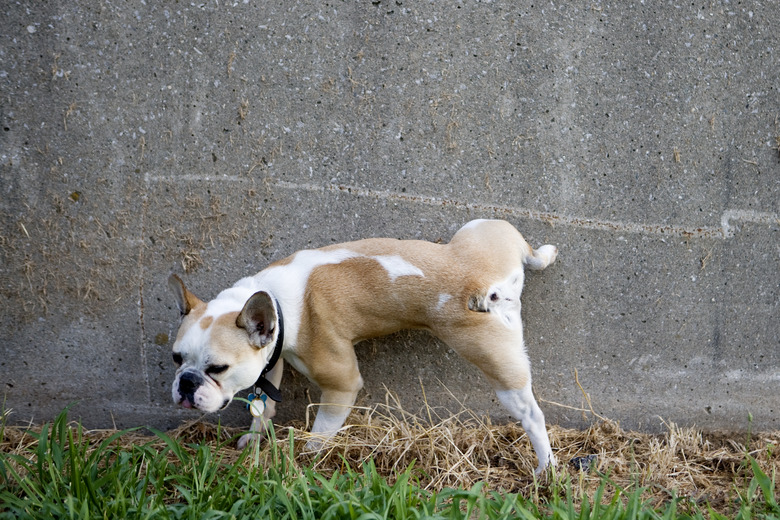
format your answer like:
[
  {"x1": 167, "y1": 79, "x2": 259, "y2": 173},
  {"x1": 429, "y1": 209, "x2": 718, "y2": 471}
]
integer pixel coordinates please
[{"x1": 168, "y1": 275, "x2": 280, "y2": 413}]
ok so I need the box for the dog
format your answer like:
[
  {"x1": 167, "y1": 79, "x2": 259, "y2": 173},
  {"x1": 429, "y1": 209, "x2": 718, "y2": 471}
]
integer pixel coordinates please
[{"x1": 168, "y1": 219, "x2": 558, "y2": 474}]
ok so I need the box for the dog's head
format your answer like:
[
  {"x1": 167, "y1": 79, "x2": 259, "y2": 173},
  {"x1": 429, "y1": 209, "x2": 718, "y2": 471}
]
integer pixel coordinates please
[{"x1": 167, "y1": 274, "x2": 282, "y2": 413}]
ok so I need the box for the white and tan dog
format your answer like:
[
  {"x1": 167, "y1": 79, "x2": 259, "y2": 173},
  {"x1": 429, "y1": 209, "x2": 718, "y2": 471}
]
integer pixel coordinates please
[{"x1": 168, "y1": 219, "x2": 558, "y2": 473}]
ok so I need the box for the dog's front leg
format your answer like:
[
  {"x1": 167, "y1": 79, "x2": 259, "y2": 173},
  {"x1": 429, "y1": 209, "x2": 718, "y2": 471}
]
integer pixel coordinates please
[
  {"x1": 238, "y1": 416, "x2": 267, "y2": 450},
  {"x1": 305, "y1": 387, "x2": 362, "y2": 450},
  {"x1": 299, "y1": 337, "x2": 365, "y2": 450},
  {"x1": 238, "y1": 360, "x2": 285, "y2": 449},
  {"x1": 304, "y1": 357, "x2": 364, "y2": 451}
]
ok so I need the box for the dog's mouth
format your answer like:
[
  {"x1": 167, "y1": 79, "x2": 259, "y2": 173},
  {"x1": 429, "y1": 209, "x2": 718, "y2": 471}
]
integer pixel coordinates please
[
  {"x1": 176, "y1": 392, "x2": 231, "y2": 412},
  {"x1": 174, "y1": 369, "x2": 234, "y2": 412}
]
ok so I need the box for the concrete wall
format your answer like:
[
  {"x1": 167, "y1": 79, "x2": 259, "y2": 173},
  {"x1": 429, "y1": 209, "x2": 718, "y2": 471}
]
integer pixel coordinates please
[{"x1": 1, "y1": 1, "x2": 777, "y2": 434}]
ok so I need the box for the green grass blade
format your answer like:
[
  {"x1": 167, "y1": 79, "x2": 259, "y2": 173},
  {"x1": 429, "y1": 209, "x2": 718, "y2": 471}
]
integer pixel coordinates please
[{"x1": 749, "y1": 455, "x2": 778, "y2": 511}]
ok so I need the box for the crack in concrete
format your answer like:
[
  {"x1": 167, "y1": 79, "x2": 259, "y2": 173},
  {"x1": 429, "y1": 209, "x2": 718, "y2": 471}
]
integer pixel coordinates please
[
  {"x1": 144, "y1": 173, "x2": 778, "y2": 240},
  {"x1": 278, "y1": 181, "x2": 778, "y2": 240},
  {"x1": 138, "y1": 196, "x2": 151, "y2": 404}
]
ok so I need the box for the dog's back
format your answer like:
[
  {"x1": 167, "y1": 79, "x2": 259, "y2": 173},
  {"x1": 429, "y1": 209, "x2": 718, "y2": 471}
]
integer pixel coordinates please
[{"x1": 290, "y1": 220, "x2": 540, "y2": 343}]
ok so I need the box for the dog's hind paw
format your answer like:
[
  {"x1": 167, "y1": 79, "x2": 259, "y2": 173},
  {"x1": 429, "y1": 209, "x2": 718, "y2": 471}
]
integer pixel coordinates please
[{"x1": 534, "y1": 454, "x2": 558, "y2": 477}]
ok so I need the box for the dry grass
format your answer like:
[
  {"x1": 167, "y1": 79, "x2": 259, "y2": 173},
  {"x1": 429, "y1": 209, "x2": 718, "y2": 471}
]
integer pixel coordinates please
[
  {"x1": 292, "y1": 395, "x2": 778, "y2": 513},
  {"x1": 2, "y1": 394, "x2": 777, "y2": 515}
]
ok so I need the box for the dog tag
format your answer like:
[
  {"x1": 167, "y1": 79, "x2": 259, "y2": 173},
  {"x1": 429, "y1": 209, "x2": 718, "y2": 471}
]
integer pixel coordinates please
[{"x1": 247, "y1": 393, "x2": 267, "y2": 417}]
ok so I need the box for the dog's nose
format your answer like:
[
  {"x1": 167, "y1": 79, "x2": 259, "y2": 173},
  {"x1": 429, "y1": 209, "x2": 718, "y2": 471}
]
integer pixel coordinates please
[{"x1": 179, "y1": 371, "x2": 203, "y2": 395}]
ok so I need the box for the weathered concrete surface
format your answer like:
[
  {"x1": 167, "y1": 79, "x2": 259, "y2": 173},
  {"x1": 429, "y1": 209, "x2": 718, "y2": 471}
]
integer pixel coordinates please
[{"x1": 1, "y1": 1, "x2": 777, "y2": 434}]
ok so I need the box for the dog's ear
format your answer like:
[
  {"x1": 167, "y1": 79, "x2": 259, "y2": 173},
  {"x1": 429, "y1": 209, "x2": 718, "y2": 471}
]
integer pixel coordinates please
[
  {"x1": 168, "y1": 274, "x2": 204, "y2": 316},
  {"x1": 236, "y1": 291, "x2": 278, "y2": 349}
]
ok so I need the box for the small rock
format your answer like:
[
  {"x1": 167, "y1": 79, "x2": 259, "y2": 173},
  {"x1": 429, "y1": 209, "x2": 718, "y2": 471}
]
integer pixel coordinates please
[{"x1": 570, "y1": 454, "x2": 598, "y2": 472}]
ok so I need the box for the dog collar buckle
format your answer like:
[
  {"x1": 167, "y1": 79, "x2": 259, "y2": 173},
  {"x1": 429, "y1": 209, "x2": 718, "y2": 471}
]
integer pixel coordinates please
[{"x1": 254, "y1": 376, "x2": 282, "y2": 402}]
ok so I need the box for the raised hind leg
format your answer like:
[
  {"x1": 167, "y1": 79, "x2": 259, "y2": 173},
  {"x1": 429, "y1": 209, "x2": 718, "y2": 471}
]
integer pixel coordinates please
[
  {"x1": 495, "y1": 383, "x2": 556, "y2": 475},
  {"x1": 437, "y1": 321, "x2": 556, "y2": 475}
]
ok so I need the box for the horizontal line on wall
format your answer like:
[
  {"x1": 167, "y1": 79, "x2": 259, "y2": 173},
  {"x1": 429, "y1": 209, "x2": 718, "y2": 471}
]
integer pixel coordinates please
[{"x1": 145, "y1": 173, "x2": 778, "y2": 240}]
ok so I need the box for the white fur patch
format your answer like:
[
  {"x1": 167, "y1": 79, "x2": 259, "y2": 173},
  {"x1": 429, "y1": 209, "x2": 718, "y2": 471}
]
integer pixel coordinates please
[
  {"x1": 253, "y1": 249, "x2": 360, "y2": 347},
  {"x1": 484, "y1": 270, "x2": 525, "y2": 329},
  {"x1": 205, "y1": 285, "x2": 256, "y2": 319},
  {"x1": 436, "y1": 293, "x2": 452, "y2": 310},
  {"x1": 370, "y1": 255, "x2": 424, "y2": 282},
  {"x1": 459, "y1": 218, "x2": 490, "y2": 232},
  {"x1": 191, "y1": 249, "x2": 423, "y2": 351}
]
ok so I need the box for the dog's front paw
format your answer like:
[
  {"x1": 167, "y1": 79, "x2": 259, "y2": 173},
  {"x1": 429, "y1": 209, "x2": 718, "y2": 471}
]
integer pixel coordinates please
[
  {"x1": 304, "y1": 439, "x2": 323, "y2": 452},
  {"x1": 305, "y1": 433, "x2": 338, "y2": 452},
  {"x1": 238, "y1": 431, "x2": 264, "y2": 450}
]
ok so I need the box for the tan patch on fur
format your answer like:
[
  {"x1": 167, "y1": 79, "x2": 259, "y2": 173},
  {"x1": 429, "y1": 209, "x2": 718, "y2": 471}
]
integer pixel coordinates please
[
  {"x1": 210, "y1": 312, "x2": 252, "y2": 358},
  {"x1": 291, "y1": 220, "x2": 541, "y2": 396},
  {"x1": 188, "y1": 303, "x2": 207, "y2": 321},
  {"x1": 215, "y1": 311, "x2": 241, "y2": 330},
  {"x1": 199, "y1": 316, "x2": 214, "y2": 329}
]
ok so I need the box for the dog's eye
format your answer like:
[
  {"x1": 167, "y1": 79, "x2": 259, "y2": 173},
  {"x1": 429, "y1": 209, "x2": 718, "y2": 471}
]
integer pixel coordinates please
[
  {"x1": 206, "y1": 364, "x2": 229, "y2": 376},
  {"x1": 172, "y1": 352, "x2": 183, "y2": 366}
]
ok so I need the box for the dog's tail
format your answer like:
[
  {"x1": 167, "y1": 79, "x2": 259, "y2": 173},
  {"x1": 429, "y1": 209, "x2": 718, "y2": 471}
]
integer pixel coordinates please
[{"x1": 524, "y1": 244, "x2": 558, "y2": 270}]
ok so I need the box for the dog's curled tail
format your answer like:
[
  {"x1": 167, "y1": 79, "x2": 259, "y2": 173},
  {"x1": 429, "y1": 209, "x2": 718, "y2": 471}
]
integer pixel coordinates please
[{"x1": 524, "y1": 244, "x2": 558, "y2": 271}]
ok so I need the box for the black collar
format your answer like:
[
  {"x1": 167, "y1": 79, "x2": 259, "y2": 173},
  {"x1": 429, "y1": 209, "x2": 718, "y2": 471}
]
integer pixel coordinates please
[{"x1": 252, "y1": 298, "x2": 284, "y2": 402}]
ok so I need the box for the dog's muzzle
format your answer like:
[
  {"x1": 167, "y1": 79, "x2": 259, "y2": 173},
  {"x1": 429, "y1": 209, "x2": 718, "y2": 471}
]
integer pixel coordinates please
[{"x1": 177, "y1": 370, "x2": 204, "y2": 409}]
